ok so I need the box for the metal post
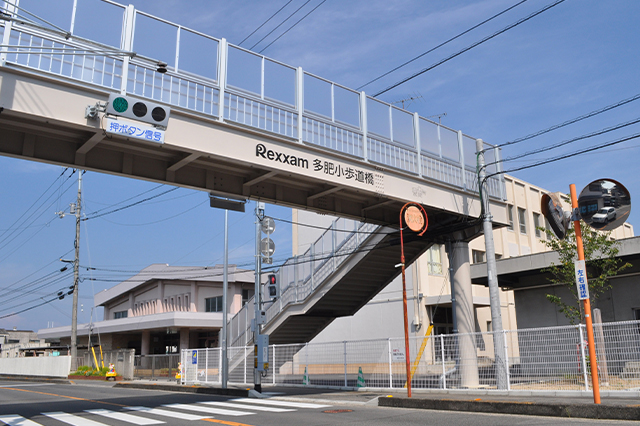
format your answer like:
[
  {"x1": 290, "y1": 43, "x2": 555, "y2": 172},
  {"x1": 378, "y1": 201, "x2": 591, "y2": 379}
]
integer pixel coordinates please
[
  {"x1": 503, "y1": 329, "x2": 511, "y2": 391},
  {"x1": 70, "y1": 171, "x2": 82, "y2": 372},
  {"x1": 360, "y1": 91, "x2": 368, "y2": 161},
  {"x1": 310, "y1": 245, "x2": 315, "y2": 290},
  {"x1": 272, "y1": 344, "x2": 276, "y2": 385},
  {"x1": 440, "y1": 335, "x2": 446, "y2": 389},
  {"x1": 244, "y1": 345, "x2": 247, "y2": 385},
  {"x1": 476, "y1": 138, "x2": 508, "y2": 390},
  {"x1": 579, "y1": 325, "x2": 589, "y2": 391},
  {"x1": 218, "y1": 38, "x2": 227, "y2": 122},
  {"x1": 388, "y1": 338, "x2": 393, "y2": 389},
  {"x1": 254, "y1": 203, "x2": 264, "y2": 392},
  {"x1": 570, "y1": 184, "x2": 601, "y2": 403},
  {"x1": 458, "y1": 130, "x2": 466, "y2": 190},
  {"x1": 119, "y1": 5, "x2": 135, "y2": 95},
  {"x1": 343, "y1": 341, "x2": 348, "y2": 387},
  {"x1": 296, "y1": 67, "x2": 304, "y2": 143},
  {"x1": 0, "y1": 0, "x2": 17, "y2": 67},
  {"x1": 414, "y1": 112, "x2": 422, "y2": 177},
  {"x1": 222, "y1": 209, "x2": 229, "y2": 388},
  {"x1": 205, "y1": 348, "x2": 209, "y2": 383}
]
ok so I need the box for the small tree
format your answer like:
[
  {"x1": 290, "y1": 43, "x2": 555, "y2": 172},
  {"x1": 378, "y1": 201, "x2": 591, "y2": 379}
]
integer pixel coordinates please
[{"x1": 541, "y1": 221, "x2": 631, "y2": 325}]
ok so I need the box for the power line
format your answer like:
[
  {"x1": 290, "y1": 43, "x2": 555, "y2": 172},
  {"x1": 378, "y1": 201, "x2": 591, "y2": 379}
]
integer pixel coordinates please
[
  {"x1": 495, "y1": 92, "x2": 640, "y2": 149},
  {"x1": 373, "y1": 0, "x2": 567, "y2": 97},
  {"x1": 238, "y1": 0, "x2": 294, "y2": 46},
  {"x1": 259, "y1": 0, "x2": 328, "y2": 53},
  {"x1": 249, "y1": 0, "x2": 313, "y2": 51},
  {"x1": 490, "y1": 116, "x2": 640, "y2": 169},
  {"x1": 357, "y1": 0, "x2": 529, "y2": 91},
  {"x1": 83, "y1": 187, "x2": 179, "y2": 221},
  {"x1": 487, "y1": 132, "x2": 640, "y2": 180}
]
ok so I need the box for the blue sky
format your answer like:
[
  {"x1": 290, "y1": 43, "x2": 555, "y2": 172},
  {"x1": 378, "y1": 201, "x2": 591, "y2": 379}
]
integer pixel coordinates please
[{"x1": 1, "y1": 0, "x2": 638, "y2": 332}]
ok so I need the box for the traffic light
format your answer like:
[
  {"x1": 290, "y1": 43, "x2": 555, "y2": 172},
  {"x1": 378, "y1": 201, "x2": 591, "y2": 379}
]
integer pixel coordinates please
[
  {"x1": 105, "y1": 93, "x2": 171, "y2": 128},
  {"x1": 267, "y1": 274, "x2": 278, "y2": 300}
]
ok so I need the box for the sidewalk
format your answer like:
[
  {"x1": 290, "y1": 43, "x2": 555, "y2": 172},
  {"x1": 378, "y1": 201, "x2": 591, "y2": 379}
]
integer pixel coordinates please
[{"x1": 112, "y1": 380, "x2": 640, "y2": 421}]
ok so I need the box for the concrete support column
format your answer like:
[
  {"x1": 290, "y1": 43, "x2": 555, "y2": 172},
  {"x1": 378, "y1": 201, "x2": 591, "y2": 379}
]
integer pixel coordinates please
[
  {"x1": 450, "y1": 241, "x2": 479, "y2": 388},
  {"x1": 128, "y1": 293, "x2": 134, "y2": 317},
  {"x1": 156, "y1": 281, "x2": 164, "y2": 314},
  {"x1": 190, "y1": 282, "x2": 197, "y2": 312},
  {"x1": 179, "y1": 328, "x2": 190, "y2": 351},
  {"x1": 141, "y1": 331, "x2": 150, "y2": 356}
]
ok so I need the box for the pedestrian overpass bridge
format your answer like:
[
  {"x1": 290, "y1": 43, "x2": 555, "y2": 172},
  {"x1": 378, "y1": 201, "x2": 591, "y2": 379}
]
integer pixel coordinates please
[{"x1": 0, "y1": 1, "x2": 507, "y2": 344}]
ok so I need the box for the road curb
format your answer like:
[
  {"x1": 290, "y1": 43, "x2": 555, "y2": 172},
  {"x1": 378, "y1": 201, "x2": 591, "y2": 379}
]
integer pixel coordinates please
[
  {"x1": 378, "y1": 396, "x2": 640, "y2": 420},
  {"x1": 114, "y1": 382, "x2": 250, "y2": 397}
]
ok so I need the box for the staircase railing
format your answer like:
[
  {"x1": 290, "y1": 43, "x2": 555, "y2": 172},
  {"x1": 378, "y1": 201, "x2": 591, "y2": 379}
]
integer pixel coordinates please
[{"x1": 226, "y1": 218, "x2": 381, "y2": 346}]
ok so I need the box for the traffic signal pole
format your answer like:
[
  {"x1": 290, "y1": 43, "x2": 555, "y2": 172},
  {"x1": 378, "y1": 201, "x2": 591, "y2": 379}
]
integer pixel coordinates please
[
  {"x1": 569, "y1": 184, "x2": 601, "y2": 404},
  {"x1": 254, "y1": 202, "x2": 263, "y2": 393}
]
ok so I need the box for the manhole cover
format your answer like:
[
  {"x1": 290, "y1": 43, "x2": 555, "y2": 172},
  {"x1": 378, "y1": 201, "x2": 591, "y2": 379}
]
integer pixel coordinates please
[{"x1": 323, "y1": 409, "x2": 353, "y2": 414}]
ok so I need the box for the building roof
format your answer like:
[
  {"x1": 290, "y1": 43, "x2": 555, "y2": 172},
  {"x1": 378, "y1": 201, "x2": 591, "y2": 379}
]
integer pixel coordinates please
[
  {"x1": 470, "y1": 235, "x2": 640, "y2": 289},
  {"x1": 94, "y1": 263, "x2": 254, "y2": 306}
]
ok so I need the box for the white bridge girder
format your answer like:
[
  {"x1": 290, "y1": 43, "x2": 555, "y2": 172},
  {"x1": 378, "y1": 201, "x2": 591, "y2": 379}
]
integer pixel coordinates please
[{"x1": 0, "y1": 68, "x2": 506, "y2": 229}]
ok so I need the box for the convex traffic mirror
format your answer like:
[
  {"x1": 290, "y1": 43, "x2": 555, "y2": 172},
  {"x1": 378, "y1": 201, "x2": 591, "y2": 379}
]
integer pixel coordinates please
[{"x1": 578, "y1": 178, "x2": 631, "y2": 232}]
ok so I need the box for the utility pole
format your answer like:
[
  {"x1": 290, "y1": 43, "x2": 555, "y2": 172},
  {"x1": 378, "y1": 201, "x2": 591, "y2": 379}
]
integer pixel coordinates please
[
  {"x1": 476, "y1": 139, "x2": 508, "y2": 390},
  {"x1": 70, "y1": 170, "x2": 82, "y2": 371}
]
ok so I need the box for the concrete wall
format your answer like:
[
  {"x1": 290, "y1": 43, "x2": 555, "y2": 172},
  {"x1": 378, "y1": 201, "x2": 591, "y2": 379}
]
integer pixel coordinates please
[{"x1": 0, "y1": 356, "x2": 71, "y2": 377}]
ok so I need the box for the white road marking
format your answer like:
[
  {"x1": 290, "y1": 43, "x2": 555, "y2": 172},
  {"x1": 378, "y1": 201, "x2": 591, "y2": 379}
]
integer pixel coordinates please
[
  {"x1": 85, "y1": 409, "x2": 165, "y2": 425},
  {"x1": 125, "y1": 407, "x2": 208, "y2": 421},
  {"x1": 42, "y1": 412, "x2": 108, "y2": 426},
  {"x1": 200, "y1": 401, "x2": 294, "y2": 412},
  {"x1": 162, "y1": 404, "x2": 254, "y2": 417},
  {"x1": 232, "y1": 398, "x2": 332, "y2": 409},
  {"x1": 0, "y1": 414, "x2": 42, "y2": 426}
]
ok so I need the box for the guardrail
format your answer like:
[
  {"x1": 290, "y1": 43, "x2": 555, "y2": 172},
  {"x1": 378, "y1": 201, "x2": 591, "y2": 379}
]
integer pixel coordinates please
[{"x1": 0, "y1": 0, "x2": 505, "y2": 199}]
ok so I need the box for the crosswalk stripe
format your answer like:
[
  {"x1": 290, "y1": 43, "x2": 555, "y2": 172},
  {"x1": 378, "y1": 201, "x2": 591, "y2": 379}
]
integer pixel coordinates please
[
  {"x1": 200, "y1": 402, "x2": 294, "y2": 412},
  {"x1": 0, "y1": 414, "x2": 42, "y2": 426},
  {"x1": 125, "y1": 407, "x2": 208, "y2": 421},
  {"x1": 162, "y1": 404, "x2": 254, "y2": 417},
  {"x1": 231, "y1": 398, "x2": 332, "y2": 409},
  {"x1": 42, "y1": 412, "x2": 108, "y2": 426},
  {"x1": 85, "y1": 409, "x2": 165, "y2": 425}
]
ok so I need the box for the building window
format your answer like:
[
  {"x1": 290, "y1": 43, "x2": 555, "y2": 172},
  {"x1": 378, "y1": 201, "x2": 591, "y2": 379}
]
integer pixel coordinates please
[
  {"x1": 472, "y1": 249, "x2": 486, "y2": 264},
  {"x1": 427, "y1": 244, "x2": 442, "y2": 275},
  {"x1": 533, "y1": 213, "x2": 542, "y2": 238},
  {"x1": 487, "y1": 321, "x2": 492, "y2": 332},
  {"x1": 507, "y1": 205, "x2": 514, "y2": 231},
  {"x1": 113, "y1": 311, "x2": 128, "y2": 319},
  {"x1": 205, "y1": 296, "x2": 223, "y2": 313},
  {"x1": 518, "y1": 207, "x2": 527, "y2": 234},
  {"x1": 242, "y1": 289, "x2": 250, "y2": 306}
]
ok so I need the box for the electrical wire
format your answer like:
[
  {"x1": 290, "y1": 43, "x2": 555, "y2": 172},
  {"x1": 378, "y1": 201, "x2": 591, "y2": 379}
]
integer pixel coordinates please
[
  {"x1": 495, "y1": 92, "x2": 640, "y2": 149},
  {"x1": 486, "y1": 132, "x2": 640, "y2": 181},
  {"x1": 249, "y1": 0, "x2": 313, "y2": 51},
  {"x1": 357, "y1": 0, "x2": 529, "y2": 91},
  {"x1": 238, "y1": 0, "x2": 294, "y2": 46},
  {"x1": 96, "y1": 200, "x2": 207, "y2": 227},
  {"x1": 258, "y1": 0, "x2": 327, "y2": 54},
  {"x1": 373, "y1": 0, "x2": 567, "y2": 97},
  {"x1": 487, "y1": 116, "x2": 640, "y2": 169},
  {"x1": 83, "y1": 187, "x2": 179, "y2": 221}
]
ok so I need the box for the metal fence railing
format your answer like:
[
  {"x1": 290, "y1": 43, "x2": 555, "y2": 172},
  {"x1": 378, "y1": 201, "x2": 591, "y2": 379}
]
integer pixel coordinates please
[
  {"x1": 76, "y1": 349, "x2": 135, "y2": 379},
  {"x1": 0, "y1": 0, "x2": 506, "y2": 200},
  {"x1": 183, "y1": 319, "x2": 640, "y2": 392},
  {"x1": 134, "y1": 354, "x2": 180, "y2": 381}
]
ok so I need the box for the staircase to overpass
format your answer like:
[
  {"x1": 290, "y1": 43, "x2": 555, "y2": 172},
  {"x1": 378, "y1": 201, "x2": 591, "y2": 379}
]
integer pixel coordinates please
[{"x1": 0, "y1": 1, "x2": 508, "y2": 345}]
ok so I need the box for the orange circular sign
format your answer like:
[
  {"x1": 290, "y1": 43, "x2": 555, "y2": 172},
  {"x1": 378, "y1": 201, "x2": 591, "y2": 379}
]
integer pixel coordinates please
[{"x1": 404, "y1": 206, "x2": 426, "y2": 232}]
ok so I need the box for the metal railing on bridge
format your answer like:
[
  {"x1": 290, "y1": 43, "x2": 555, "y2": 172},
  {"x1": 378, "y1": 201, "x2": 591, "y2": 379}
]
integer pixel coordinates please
[{"x1": 0, "y1": 0, "x2": 505, "y2": 200}]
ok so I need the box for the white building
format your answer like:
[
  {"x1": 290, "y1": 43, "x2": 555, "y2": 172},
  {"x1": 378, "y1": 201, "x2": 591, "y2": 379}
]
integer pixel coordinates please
[{"x1": 38, "y1": 264, "x2": 255, "y2": 355}]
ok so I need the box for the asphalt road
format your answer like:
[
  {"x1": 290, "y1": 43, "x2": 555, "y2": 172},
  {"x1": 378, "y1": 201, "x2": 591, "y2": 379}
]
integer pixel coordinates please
[{"x1": 0, "y1": 381, "x2": 633, "y2": 426}]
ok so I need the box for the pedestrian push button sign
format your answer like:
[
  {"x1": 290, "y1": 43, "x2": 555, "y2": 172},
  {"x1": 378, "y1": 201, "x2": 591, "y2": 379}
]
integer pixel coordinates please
[{"x1": 574, "y1": 260, "x2": 589, "y2": 300}]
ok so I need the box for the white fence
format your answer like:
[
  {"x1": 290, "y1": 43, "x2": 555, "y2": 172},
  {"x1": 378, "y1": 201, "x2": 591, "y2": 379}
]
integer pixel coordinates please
[
  {"x1": 0, "y1": 355, "x2": 71, "y2": 378},
  {"x1": 182, "y1": 320, "x2": 640, "y2": 392}
]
